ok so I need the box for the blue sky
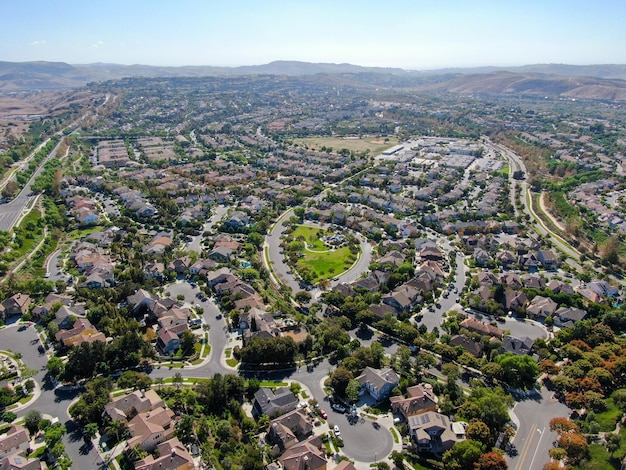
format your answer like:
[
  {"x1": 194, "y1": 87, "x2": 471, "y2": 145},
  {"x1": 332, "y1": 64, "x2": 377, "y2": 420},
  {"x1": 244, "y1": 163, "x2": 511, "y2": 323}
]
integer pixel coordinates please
[{"x1": 3, "y1": 0, "x2": 625, "y2": 69}]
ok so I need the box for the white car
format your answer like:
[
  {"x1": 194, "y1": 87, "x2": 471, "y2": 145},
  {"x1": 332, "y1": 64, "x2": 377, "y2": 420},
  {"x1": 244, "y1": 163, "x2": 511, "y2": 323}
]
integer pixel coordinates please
[{"x1": 333, "y1": 425, "x2": 340, "y2": 437}]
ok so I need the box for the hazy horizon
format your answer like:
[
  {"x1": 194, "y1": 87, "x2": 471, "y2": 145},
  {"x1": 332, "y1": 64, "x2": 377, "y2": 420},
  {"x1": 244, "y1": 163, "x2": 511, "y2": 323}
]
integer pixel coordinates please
[{"x1": 3, "y1": 0, "x2": 626, "y2": 70}]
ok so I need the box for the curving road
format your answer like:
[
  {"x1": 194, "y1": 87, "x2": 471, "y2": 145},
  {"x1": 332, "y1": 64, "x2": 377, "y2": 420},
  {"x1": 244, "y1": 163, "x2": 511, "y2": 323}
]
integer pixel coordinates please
[{"x1": 264, "y1": 213, "x2": 373, "y2": 296}]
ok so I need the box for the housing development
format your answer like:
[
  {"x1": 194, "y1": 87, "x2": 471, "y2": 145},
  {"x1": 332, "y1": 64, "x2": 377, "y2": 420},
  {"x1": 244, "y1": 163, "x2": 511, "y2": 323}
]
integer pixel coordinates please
[{"x1": 0, "y1": 66, "x2": 626, "y2": 470}]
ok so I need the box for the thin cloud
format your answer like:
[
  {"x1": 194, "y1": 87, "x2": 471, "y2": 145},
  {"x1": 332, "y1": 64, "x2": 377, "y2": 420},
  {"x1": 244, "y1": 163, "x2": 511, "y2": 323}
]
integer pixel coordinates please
[
  {"x1": 92, "y1": 40, "x2": 104, "y2": 48},
  {"x1": 31, "y1": 40, "x2": 47, "y2": 46}
]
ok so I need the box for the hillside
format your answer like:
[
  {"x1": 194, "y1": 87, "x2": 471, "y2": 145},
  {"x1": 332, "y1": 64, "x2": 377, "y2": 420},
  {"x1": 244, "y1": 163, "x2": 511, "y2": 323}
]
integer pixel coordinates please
[{"x1": 1, "y1": 60, "x2": 626, "y2": 101}]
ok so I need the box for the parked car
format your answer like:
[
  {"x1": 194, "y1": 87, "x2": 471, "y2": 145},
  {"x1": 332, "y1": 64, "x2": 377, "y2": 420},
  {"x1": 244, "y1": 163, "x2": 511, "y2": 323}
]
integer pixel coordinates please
[
  {"x1": 333, "y1": 425, "x2": 341, "y2": 437},
  {"x1": 320, "y1": 409, "x2": 327, "y2": 419},
  {"x1": 331, "y1": 403, "x2": 347, "y2": 413},
  {"x1": 496, "y1": 316, "x2": 506, "y2": 323}
]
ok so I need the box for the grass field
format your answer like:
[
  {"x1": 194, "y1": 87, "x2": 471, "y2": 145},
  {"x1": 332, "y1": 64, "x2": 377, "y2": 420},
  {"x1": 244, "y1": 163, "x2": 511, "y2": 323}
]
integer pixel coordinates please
[
  {"x1": 298, "y1": 246, "x2": 354, "y2": 282},
  {"x1": 293, "y1": 136, "x2": 398, "y2": 156},
  {"x1": 290, "y1": 225, "x2": 358, "y2": 282},
  {"x1": 291, "y1": 225, "x2": 327, "y2": 250}
]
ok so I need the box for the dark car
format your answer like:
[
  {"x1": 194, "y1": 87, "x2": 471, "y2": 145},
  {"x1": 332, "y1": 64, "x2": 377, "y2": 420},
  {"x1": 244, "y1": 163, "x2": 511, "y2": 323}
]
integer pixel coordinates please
[
  {"x1": 495, "y1": 316, "x2": 506, "y2": 323},
  {"x1": 38, "y1": 345, "x2": 45, "y2": 354},
  {"x1": 331, "y1": 403, "x2": 347, "y2": 414}
]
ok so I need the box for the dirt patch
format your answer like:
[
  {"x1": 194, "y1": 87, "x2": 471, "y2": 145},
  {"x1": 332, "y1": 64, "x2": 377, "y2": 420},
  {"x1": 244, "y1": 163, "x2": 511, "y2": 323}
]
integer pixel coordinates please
[{"x1": 282, "y1": 328, "x2": 308, "y2": 344}]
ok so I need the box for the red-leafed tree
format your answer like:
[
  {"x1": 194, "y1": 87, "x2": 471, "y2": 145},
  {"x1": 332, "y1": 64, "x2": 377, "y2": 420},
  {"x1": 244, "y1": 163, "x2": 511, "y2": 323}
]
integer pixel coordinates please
[
  {"x1": 549, "y1": 417, "x2": 579, "y2": 434},
  {"x1": 476, "y1": 451, "x2": 508, "y2": 470},
  {"x1": 558, "y1": 432, "x2": 589, "y2": 465}
]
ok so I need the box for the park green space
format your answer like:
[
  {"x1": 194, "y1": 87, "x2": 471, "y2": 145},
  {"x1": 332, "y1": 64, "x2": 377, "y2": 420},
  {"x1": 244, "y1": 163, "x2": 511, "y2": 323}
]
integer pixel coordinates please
[
  {"x1": 290, "y1": 225, "x2": 358, "y2": 283},
  {"x1": 292, "y1": 136, "x2": 398, "y2": 155}
]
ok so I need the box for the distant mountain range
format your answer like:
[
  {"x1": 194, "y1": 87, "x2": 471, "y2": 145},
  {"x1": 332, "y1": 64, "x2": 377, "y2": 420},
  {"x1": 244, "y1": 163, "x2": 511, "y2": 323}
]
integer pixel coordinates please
[{"x1": 1, "y1": 60, "x2": 626, "y2": 101}]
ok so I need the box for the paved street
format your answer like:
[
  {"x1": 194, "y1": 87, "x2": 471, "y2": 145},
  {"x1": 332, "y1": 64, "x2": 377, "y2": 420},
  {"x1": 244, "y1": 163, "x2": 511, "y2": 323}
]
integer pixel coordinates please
[
  {"x1": 0, "y1": 322, "x2": 104, "y2": 469},
  {"x1": 507, "y1": 387, "x2": 570, "y2": 470},
  {"x1": 0, "y1": 138, "x2": 65, "y2": 232}
]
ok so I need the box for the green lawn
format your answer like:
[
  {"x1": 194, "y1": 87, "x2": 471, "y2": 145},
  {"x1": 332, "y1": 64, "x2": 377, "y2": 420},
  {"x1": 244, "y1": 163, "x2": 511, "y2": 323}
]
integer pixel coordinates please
[
  {"x1": 291, "y1": 225, "x2": 327, "y2": 250},
  {"x1": 595, "y1": 399, "x2": 622, "y2": 431},
  {"x1": 297, "y1": 245, "x2": 354, "y2": 282},
  {"x1": 289, "y1": 224, "x2": 359, "y2": 283}
]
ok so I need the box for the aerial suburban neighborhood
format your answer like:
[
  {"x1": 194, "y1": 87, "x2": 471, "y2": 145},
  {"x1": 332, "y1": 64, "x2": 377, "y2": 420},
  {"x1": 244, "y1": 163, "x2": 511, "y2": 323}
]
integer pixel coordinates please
[{"x1": 0, "y1": 61, "x2": 626, "y2": 470}]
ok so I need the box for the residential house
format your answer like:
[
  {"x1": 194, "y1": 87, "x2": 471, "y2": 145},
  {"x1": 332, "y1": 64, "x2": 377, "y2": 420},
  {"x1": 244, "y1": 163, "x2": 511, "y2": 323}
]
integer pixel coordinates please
[
  {"x1": 500, "y1": 272, "x2": 522, "y2": 289},
  {"x1": 449, "y1": 335, "x2": 484, "y2": 357},
  {"x1": 267, "y1": 409, "x2": 313, "y2": 454},
  {"x1": 390, "y1": 384, "x2": 438, "y2": 421},
  {"x1": 537, "y1": 250, "x2": 559, "y2": 270},
  {"x1": 0, "y1": 452, "x2": 41, "y2": 470},
  {"x1": 126, "y1": 407, "x2": 176, "y2": 452},
  {"x1": 459, "y1": 317, "x2": 504, "y2": 339},
  {"x1": 504, "y1": 289, "x2": 528, "y2": 313},
  {"x1": 547, "y1": 280, "x2": 575, "y2": 296},
  {"x1": 0, "y1": 294, "x2": 31, "y2": 320},
  {"x1": 157, "y1": 328, "x2": 181, "y2": 355},
  {"x1": 554, "y1": 307, "x2": 588, "y2": 328},
  {"x1": 369, "y1": 304, "x2": 397, "y2": 320},
  {"x1": 144, "y1": 262, "x2": 165, "y2": 280},
  {"x1": 206, "y1": 267, "x2": 236, "y2": 288},
  {"x1": 408, "y1": 411, "x2": 466, "y2": 454},
  {"x1": 378, "y1": 251, "x2": 405, "y2": 269},
  {"x1": 168, "y1": 257, "x2": 191, "y2": 274},
  {"x1": 134, "y1": 437, "x2": 194, "y2": 470},
  {"x1": 382, "y1": 284, "x2": 420, "y2": 313},
  {"x1": 223, "y1": 211, "x2": 249, "y2": 229},
  {"x1": 189, "y1": 259, "x2": 216, "y2": 276},
  {"x1": 502, "y1": 335, "x2": 534, "y2": 356},
  {"x1": 496, "y1": 250, "x2": 517, "y2": 267},
  {"x1": 252, "y1": 387, "x2": 299, "y2": 419},
  {"x1": 55, "y1": 318, "x2": 106, "y2": 347},
  {"x1": 526, "y1": 296, "x2": 558, "y2": 322},
  {"x1": 127, "y1": 289, "x2": 156, "y2": 313},
  {"x1": 477, "y1": 272, "x2": 499, "y2": 287},
  {"x1": 208, "y1": 246, "x2": 233, "y2": 263},
  {"x1": 52, "y1": 304, "x2": 86, "y2": 330},
  {"x1": 0, "y1": 425, "x2": 30, "y2": 459},
  {"x1": 105, "y1": 390, "x2": 165, "y2": 422},
  {"x1": 522, "y1": 274, "x2": 545, "y2": 290},
  {"x1": 474, "y1": 249, "x2": 491, "y2": 267},
  {"x1": 356, "y1": 367, "x2": 400, "y2": 401},
  {"x1": 278, "y1": 436, "x2": 327, "y2": 470}
]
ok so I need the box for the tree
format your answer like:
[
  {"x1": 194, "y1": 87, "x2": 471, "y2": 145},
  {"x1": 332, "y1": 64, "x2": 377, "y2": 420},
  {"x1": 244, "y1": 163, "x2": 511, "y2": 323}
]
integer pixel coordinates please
[
  {"x1": 494, "y1": 353, "x2": 539, "y2": 389},
  {"x1": 466, "y1": 420, "x2": 491, "y2": 444},
  {"x1": 1, "y1": 181, "x2": 19, "y2": 199},
  {"x1": 83, "y1": 422, "x2": 99, "y2": 440},
  {"x1": 346, "y1": 379, "x2": 361, "y2": 404},
  {"x1": 557, "y1": 432, "x2": 589, "y2": 465},
  {"x1": 390, "y1": 450, "x2": 404, "y2": 469},
  {"x1": 443, "y1": 439, "x2": 484, "y2": 470},
  {"x1": 330, "y1": 367, "x2": 353, "y2": 397},
  {"x1": 476, "y1": 452, "x2": 508, "y2": 470},
  {"x1": 294, "y1": 291, "x2": 312, "y2": 304},
  {"x1": 549, "y1": 417, "x2": 579, "y2": 434},
  {"x1": 105, "y1": 420, "x2": 127, "y2": 444},
  {"x1": 47, "y1": 356, "x2": 66, "y2": 381},
  {"x1": 180, "y1": 330, "x2": 197, "y2": 356},
  {"x1": 173, "y1": 372, "x2": 184, "y2": 389},
  {"x1": 24, "y1": 410, "x2": 41, "y2": 435}
]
